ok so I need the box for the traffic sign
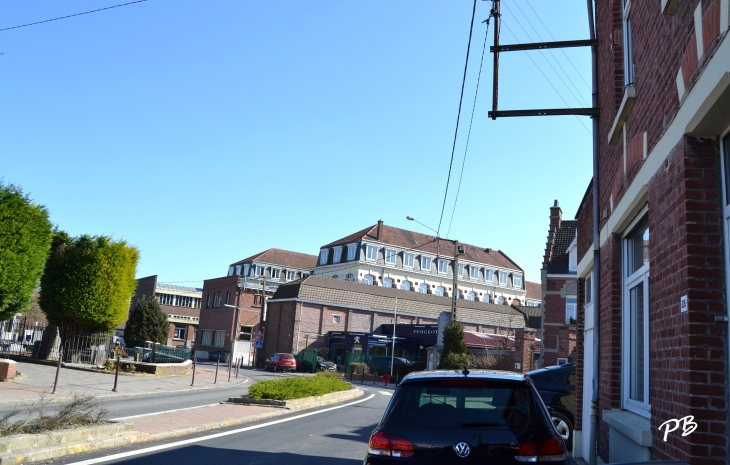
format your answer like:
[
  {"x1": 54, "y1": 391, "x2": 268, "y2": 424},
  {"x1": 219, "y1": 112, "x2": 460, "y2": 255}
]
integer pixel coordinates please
[{"x1": 254, "y1": 340, "x2": 263, "y2": 349}]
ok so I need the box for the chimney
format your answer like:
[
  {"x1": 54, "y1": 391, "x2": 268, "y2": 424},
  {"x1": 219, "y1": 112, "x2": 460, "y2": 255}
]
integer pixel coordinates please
[
  {"x1": 549, "y1": 200, "x2": 562, "y2": 230},
  {"x1": 543, "y1": 200, "x2": 564, "y2": 270},
  {"x1": 377, "y1": 219, "x2": 383, "y2": 241}
]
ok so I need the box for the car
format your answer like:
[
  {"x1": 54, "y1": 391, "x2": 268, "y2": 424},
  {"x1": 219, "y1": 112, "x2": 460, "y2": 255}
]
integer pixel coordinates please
[
  {"x1": 315, "y1": 356, "x2": 337, "y2": 371},
  {"x1": 368, "y1": 356, "x2": 413, "y2": 376},
  {"x1": 527, "y1": 363, "x2": 576, "y2": 448},
  {"x1": 264, "y1": 353, "x2": 296, "y2": 372},
  {"x1": 365, "y1": 369, "x2": 569, "y2": 464}
]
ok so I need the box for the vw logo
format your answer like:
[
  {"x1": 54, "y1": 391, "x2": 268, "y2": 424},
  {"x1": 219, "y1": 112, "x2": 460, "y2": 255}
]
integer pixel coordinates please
[{"x1": 453, "y1": 442, "x2": 470, "y2": 458}]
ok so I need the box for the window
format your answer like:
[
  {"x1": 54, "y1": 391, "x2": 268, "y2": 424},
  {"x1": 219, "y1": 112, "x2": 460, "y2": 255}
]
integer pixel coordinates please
[
  {"x1": 346, "y1": 273, "x2": 355, "y2": 282},
  {"x1": 286, "y1": 270, "x2": 296, "y2": 281},
  {"x1": 243, "y1": 264, "x2": 250, "y2": 277},
  {"x1": 402, "y1": 281, "x2": 412, "y2": 291},
  {"x1": 421, "y1": 256, "x2": 431, "y2": 271},
  {"x1": 419, "y1": 283, "x2": 428, "y2": 294},
  {"x1": 513, "y1": 274, "x2": 523, "y2": 288},
  {"x1": 174, "y1": 325, "x2": 186, "y2": 340},
  {"x1": 213, "y1": 293, "x2": 222, "y2": 307},
  {"x1": 586, "y1": 274, "x2": 592, "y2": 304},
  {"x1": 623, "y1": 214, "x2": 650, "y2": 415},
  {"x1": 347, "y1": 244, "x2": 357, "y2": 261},
  {"x1": 319, "y1": 249, "x2": 329, "y2": 265},
  {"x1": 485, "y1": 269, "x2": 494, "y2": 283},
  {"x1": 333, "y1": 314, "x2": 341, "y2": 324},
  {"x1": 557, "y1": 358, "x2": 568, "y2": 365},
  {"x1": 385, "y1": 249, "x2": 396, "y2": 265},
  {"x1": 435, "y1": 286, "x2": 445, "y2": 297},
  {"x1": 253, "y1": 295, "x2": 262, "y2": 306},
  {"x1": 498, "y1": 271, "x2": 507, "y2": 286},
  {"x1": 383, "y1": 277, "x2": 393, "y2": 288},
  {"x1": 467, "y1": 291, "x2": 476, "y2": 301},
  {"x1": 225, "y1": 292, "x2": 230, "y2": 306},
  {"x1": 483, "y1": 294, "x2": 491, "y2": 304},
  {"x1": 363, "y1": 274, "x2": 375, "y2": 285},
  {"x1": 438, "y1": 259, "x2": 449, "y2": 274},
  {"x1": 235, "y1": 265, "x2": 241, "y2": 276},
  {"x1": 201, "y1": 330, "x2": 213, "y2": 346},
  {"x1": 566, "y1": 296, "x2": 577, "y2": 323},
  {"x1": 206, "y1": 294, "x2": 211, "y2": 308},
  {"x1": 253, "y1": 265, "x2": 263, "y2": 277},
  {"x1": 333, "y1": 247, "x2": 342, "y2": 263},
  {"x1": 403, "y1": 253, "x2": 414, "y2": 268},
  {"x1": 496, "y1": 296, "x2": 505, "y2": 305},
  {"x1": 213, "y1": 330, "x2": 226, "y2": 348},
  {"x1": 270, "y1": 268, "x2": 281, "y2": 280},
  {"x1": 227, "y1": 266, "x2": 234, "y2": 276},
  {"x1": 456, "y1": 290, "x2": 462, "y2": 299},
  {"x1": 458, "y1": 264, "x2": 464, "y2": 278},
  {"x1": 469, "y1": 266, "x2": 479, "y2": 280},
  {"x1": 623, "y1": 0, "x2": 634, "y2": 85},
  {"x1": 366, "y1": 244, "x2": 378, "y2": 261}
]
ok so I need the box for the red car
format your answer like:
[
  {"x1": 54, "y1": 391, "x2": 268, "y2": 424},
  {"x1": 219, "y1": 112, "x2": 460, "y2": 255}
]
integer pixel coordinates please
[{"x1": 264, "y1": 353, "x2": 297, "y2": 372}]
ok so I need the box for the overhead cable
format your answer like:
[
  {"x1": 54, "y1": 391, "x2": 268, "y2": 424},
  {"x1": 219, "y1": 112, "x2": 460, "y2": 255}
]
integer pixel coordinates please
[{"x1": 0, "y1": 0, "x2": 147, "y2": 32}]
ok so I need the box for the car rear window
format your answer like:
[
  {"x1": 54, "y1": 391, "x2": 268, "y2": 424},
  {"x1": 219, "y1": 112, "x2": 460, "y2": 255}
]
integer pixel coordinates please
[
  {"x1": 281, "y1": 354, "x2": 294, "y2": 359},
  {"x1": 382, "y1": 380, "x2": 544, "y2": 430}
]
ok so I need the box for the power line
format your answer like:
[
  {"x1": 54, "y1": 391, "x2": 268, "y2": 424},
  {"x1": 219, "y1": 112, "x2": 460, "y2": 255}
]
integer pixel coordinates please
[
  {"x1": 523, "y1": 0, "x2": 592, "y2": 91},
  {"x1": 436, "y1": 0, "x2": 478, "y2": 238},
  {"x1": 446, "y1": 20, "x2": 491, "y2": 238},
  {"x1": 0, "y1": 0, "x2": 147, "y2": 32},
  {"x1": 500, "y1": 19, "x2": 592, "y2": 135}
]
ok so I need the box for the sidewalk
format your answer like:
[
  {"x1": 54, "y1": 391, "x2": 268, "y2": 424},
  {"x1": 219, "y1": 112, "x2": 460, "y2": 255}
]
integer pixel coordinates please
[{"x1": 0, "y1": 360, "x2": 248, "y2": 406}]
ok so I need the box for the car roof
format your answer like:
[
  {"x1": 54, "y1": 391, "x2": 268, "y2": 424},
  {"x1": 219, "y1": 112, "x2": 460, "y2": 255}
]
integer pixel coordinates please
[
  {"x1": 527, "y1": 363, "x2": 575, "y2": 376},
  {"x1": 400, "y1": 369, "x2": 528, "y2": 384}
]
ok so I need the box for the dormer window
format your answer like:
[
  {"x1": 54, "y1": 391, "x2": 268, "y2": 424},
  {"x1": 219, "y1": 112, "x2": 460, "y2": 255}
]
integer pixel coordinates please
[
  {"x1": 403, "y1": 253, "x2": 414, "y2": 268},
  {"x1": 347, "y1": 244, "x2": 357, "y2": 261},
  {"x1": 513, "y1": 274, "x2": 523, "y2": 288},
  {"x1": 333, "y1": 247, "x2": 342, "y2": 263},
  {"x1": 421, "y1": 256, "x2": 432, "y2": 271},
  {"x1": 458, "y1": 264, "x2": 464, "y2": 278},
  {"x1": 319, "y1": 249, "x2": 329, "y2": 265},
  {"x1": 243, "y1": 264, "x2": 250, "y2": 277},
  {"x1": 286, "y1": 270, "x2": 296, "y2": 281},
  {"x1": 253, "y1": 265, "x2": 264, "y2": 277},
  {"x1": 498, "y1": 271, "x2": 507, "y2": 286},
  {"x1": 270, "y1": 268, "x2": 281, "y2": 280},
  {"x1": 485, "y1": 269, "x2": 494, "y2": 283},
  {"x1": 227, "y1": 266, "x2": 235, "y2": 276},
  {"x1": 438, "y1": 259, "x2": 449, "y2": 274},
  {"x1": 385, "y1": 249, "x2": 396, "y2": 265},
  {"x1": 366, "y1": 244, "x2": 378, "y2": 262},
  {"x1": 469, "y1": 266, "x2": 479, "y2": 280}
]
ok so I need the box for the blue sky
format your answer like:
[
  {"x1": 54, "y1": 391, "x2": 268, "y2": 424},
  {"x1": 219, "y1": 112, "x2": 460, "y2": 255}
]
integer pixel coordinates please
[{"x1": 2, "y1": 1, "x2": 593, "y2": 287}]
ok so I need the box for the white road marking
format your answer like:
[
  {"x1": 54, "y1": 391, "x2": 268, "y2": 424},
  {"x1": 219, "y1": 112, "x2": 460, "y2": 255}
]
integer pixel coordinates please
[
  {"x1": 111, "y1": 404, "x2": 222, "y2": 421},
  {"x1": 67, "y1": 393, "x2": 377, "y2": 465},
  {"x1": 378, "y1": 391, "x2": 392, "y2": 396}
]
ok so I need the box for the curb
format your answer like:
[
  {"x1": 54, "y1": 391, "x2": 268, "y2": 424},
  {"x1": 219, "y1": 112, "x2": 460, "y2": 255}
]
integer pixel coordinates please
[{"x1": 0, "y1": 388, "x2": 364, "y2": 464}]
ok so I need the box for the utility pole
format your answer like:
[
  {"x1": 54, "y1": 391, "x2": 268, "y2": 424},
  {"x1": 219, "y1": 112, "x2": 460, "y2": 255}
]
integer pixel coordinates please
[
  {"x1": 491, "y1": 0, "x2": 500, "y2": 117},
  {"x1": 258, "y1": 271, "x2": 268, "y2": 368},
  {"x1": 451, "y1": 240, "x2": 460, "y2": 321}
]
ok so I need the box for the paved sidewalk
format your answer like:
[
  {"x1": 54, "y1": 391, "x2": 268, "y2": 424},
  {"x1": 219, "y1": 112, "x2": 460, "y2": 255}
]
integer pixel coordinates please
[{"x1": 0, "y1": 360, "x2": 248, "y2": 406}]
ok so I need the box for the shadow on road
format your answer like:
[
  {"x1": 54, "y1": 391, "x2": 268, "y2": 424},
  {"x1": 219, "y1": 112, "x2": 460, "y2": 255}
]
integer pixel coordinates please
[
  {"x1": 112, "y1": 445, "x2": 363, "y2": 465},
  {"x1": 323, "y1": 423, "x2": 375, "y2": 445}
]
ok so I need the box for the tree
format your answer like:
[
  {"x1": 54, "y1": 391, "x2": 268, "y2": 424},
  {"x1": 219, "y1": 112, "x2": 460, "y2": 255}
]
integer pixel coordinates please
[
  {"x1": 438, "y1": 321, "x2": 470, "y2": 369},
  {"x1": 124, "y1": 296, "x2": 169, "y2": 347},
  {"x1": 0, "y1": 183, "x2": 53, "y2": 321},
  {"x1": 39, "y1": 232, "x2": 139, "y2": 341}
]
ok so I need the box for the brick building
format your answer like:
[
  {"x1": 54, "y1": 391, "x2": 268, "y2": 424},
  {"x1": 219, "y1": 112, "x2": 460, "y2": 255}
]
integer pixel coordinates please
[
  {"x1": 196, "y1": 248, "x2": 317, "y2": 364},
  {"x1": 263, "y1": 275, "x2": 537, "y2": 372},
  {"x1": 541, "y1": 201, "x2": 578, "y2": 368},
  {"x1": 571, "y1": 1, "x2": 730, "y2": 462},
  {"x1": 127, "y1": 275, "x2": 202, "y2": 348},
  {"x1": 314, "y1": 220, "x2": 528, "y2": 306},
  {"x1": 525, "y1": 280, "x2": 543, "y2": 308}
]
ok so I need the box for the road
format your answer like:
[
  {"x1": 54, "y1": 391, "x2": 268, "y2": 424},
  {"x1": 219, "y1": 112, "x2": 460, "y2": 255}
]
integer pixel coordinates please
[{"x1": 65, "y1": 385, "x2": 393, "y2": 465}]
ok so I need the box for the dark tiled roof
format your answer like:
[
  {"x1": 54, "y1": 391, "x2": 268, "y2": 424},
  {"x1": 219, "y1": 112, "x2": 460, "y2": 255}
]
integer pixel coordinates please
[
  {"x1": 525, "y1": 281, "x2": 542, "y2": 301},
  {"x1": 230, "y1": 248, "x2": 318, "y2": 270},
  {"x1": 547, "y1": 221, "x2": 577, "y2": 274},
  {"x1": 270, "y1": 276, "x2": 526, "y2": 328},
  {"x1": 321, "y1": 223, "x2": 521, "y2": 271},
  {"x1": 516, "y1": 305, "x2": 542, "y2": 330}
]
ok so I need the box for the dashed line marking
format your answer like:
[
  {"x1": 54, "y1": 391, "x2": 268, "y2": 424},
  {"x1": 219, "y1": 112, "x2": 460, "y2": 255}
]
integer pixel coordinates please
[{"x1": 379, "y1": 391, "x2": 392, "y2": 396}]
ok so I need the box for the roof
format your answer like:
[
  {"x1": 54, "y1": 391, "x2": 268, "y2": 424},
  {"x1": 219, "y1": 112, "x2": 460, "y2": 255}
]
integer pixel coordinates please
[
  {"x1": 155, "y1": 282, "x2": 202, "y2": 295},
  {"x1": 525, "y1": 281, "x2": 542, "y2": 301},
  {"x1": 547, "y1": 221, "x2": 577, "y2": 274},
  {"x1": 230, "y1": 248, "x2": 318, "y2": 270},
  {"x1": 321, "y1": 222, "x2": 522, "y2": 271},
  {"x1": 401, "y1": 370, "x2": 526, "y2": 383},
  {"x1": 516, "y1": 305, "x2": 542, "y2": 330},
  {"x1": 270, "y1": 275, "x2": 527, "y2": 328},
  {"x1": 463, "y1": 331, "x2": 515, "y2": 350}
]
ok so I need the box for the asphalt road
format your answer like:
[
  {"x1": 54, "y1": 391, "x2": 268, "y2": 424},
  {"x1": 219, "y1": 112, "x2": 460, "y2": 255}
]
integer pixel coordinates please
[{"x1": 65, "y1": 386, "x2": 394, "y2": 465}]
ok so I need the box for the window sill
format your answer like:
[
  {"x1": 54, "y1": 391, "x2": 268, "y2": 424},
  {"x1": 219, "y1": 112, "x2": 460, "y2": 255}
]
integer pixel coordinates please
[
  {"x1": 602, "y1": 409, "x2": 652, "y2": 447},
  {"x1": 608, "y1": 85, "x2": 636, "y2": 144}
]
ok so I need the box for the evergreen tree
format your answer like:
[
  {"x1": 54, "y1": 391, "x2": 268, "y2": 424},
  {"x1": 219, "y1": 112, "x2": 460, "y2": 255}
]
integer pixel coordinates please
[
  {"x1": 124, "y1": 296, "x2": 169, "y2": 347},
  {"x1": 438, "y1": 321, "x2": 470, "y2": 369},
  {"x1": 0, "y1": 183, "x2": 53, "y2": 321},
  {"x1": 39, "y1": 232, "x2": 139, "y2": 342}
]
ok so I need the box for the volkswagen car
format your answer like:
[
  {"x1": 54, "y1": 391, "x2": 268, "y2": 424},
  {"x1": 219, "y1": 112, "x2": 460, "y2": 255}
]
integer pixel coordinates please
[
  {"x1": 527, "y1": 363, "x2": 576, "y2": 447},
  {"x1": 365, "y1": 370, "x2": 569, "y2": 464}
]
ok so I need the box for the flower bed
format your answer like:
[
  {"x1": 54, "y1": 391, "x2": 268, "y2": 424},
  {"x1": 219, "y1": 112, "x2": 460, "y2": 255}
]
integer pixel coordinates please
[{"x1": 247, "y1": 373, "x2": 351, "y2": 401}]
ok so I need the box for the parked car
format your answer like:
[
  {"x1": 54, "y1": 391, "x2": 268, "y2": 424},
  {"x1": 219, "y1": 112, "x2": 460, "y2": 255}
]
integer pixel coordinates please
[
  {"x1": 366, "y1": 369, "x2": 569, "y2": 464},
  {"x1": 315, "y1": 356, "x2": 336, "y2": 371},
  {"x1": 264, "y1": 353, "x2": 296, "y2": 372},
  {"x1": 368, "y1": 356, "x2": 413, "y2": 376},
  {"x1": 527, "y1": 363, "x2": 576, "y2": 448}
]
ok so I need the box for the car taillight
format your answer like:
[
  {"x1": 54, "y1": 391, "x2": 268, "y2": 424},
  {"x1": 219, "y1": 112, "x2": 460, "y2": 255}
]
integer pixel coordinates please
[
  {"x1": 368, "y1": 430, "x2": 414, "y2": 458},
  {"x1": 515, "y1": 436, "x2": 566, "y2": 462}
]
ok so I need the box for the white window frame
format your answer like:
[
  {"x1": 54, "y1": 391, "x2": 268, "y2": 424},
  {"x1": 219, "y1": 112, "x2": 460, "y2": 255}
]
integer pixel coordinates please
[
  {"x1": 498, "y1": 271, "x2": 507, "y2": 286},
  {"x1": 403, "y1": 253, "x2": 414, "y2": 268},
  {"x1": 483, "y1": 294, "x2": 491, "y2": 304},
  {"x1": 469, "y1": 265, "x2": 479, "y2": 280},
  {"x1": 319, "y1": 250, "x2": 329, "y2": 265},
  {"x1": 346, "y1": 273, "x2": 355, "y2": 282},
  {"x1": 557, "y1": 358, "x2": 569, "y2": 365},
  {"x1": 253, "y1": 265, "x2": 263, "y2": 277},
  {"x1": 513, "y1": 274, "x2": 523, "y2": 289},
  {"x1": 421, "y1": 256, "x2": 431, "y2": 272},
  {"x1": 485, "y1": 269, "x2": 494, "y2": 283},
  {"x1": 496, "y1": 295, "x2": 505, "y2": 305},
  {"x1": 419, "y1": 283, "x2": 428, "y2": 294},
  {"x1": 363, "y1": 274, "x2": 375, "y2": 285},
  {"x1": 385, "y1": 249, "x2": 396, "y2": 265},
  {"x1": 622, "y1": 210, "x2": 650, "y2": 417},
  {"x1": 435, "y1": 286, "x2": 445, "y2": 297},
  {"x1": 467, "y1": 291, "x2": 476, "y2": 301},
  {"x1": 270, "y1": 268, "x2": 281, "y2": 280},
  {"x1": 173, "y1": 325, "x2": 186, "y2": 340},
  {"x1": 333, "y1": 247, "x2": 342, "y2": 263},
  {"x1": 458, "y1": 263, "x2": 464, "y2": 278},
  {"x1": 366, "y1": 244, "x2": 378, "y2": 262},
  {"x1": 383, "y1": 277, "x2": 393, "y2": 288},
  {"x1": 286, "y1": 270, "x2": 296, "y2": 281},
  {"x1": 401, "y1": 281, "x2": 411, "y2": 291},
  {"x1": 623, "y1": 0, "x2": 634, "y2": 86},
  {"x1": 566, "y1": 296, "x2": 577, "y2": 323},
  {"x1": 347, "y1": 243, "x2": 357, "y2": 261},
  {"x1": 438, "y1": 259, "x2": 449, "y2": 274},
  {"x1": 333, "y1": 314, "x2": 341, "y2": 324}
]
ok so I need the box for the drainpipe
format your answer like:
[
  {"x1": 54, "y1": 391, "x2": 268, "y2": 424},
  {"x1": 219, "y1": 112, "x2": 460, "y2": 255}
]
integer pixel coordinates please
[
  {"x1": 587, "y1": 0, "x2": 601, "y2": 464},
  {"x1": 296, "y1": 301, "x2": 303, "y2": 353}
]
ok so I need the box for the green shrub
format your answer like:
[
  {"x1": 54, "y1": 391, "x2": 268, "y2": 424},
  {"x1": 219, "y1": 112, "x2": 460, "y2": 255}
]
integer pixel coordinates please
[
  {"x1": 247, "y1": 374, "x2": 351, "y2": 401},
  {"x1": 440, "y1": 352, "x2": 471, "y2": 370},
  {"x1": 315, "y1": 370, "x2": 342, "y2": 379}
]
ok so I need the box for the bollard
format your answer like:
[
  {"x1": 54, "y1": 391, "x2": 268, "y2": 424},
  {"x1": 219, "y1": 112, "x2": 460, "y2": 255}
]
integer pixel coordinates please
[
  {"x1": 112, "y1": 356, "x2": 120, "y2": 392},
  {"x1": 235, "y1": 358, "x2": 240, "y2": 378},
  {"x1": 214, "y1": 353, "x2": 220, "y2": 384},
  {"x1": 361, "y1": 370, "x2": 365, "y2": 384},
  {"x1": 51, "y1": 349, "x2": 63, "y2": 394},
  {"x1": 191, "y1": 357, "x2": 197, "y2": 386},
  {"x1": 227, "y1": 357, "x2": 232, "y2": 382}
]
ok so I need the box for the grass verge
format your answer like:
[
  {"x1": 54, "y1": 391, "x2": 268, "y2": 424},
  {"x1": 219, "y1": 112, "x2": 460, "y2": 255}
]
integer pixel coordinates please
[{"x1": 247, "y1": 372, "x2": 351, "y2": 401}]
